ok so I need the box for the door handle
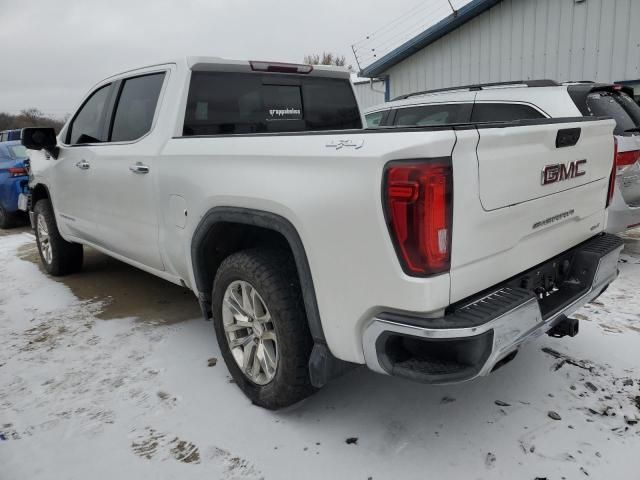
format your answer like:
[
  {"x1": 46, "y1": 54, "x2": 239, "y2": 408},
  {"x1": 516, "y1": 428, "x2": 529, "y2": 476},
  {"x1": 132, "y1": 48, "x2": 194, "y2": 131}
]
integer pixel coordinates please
[
  {"x1": 129, "y1": 162, "x2": 150, "y2": 174},
  {"x1": 75, "y1": 160, "x2": 90, "y2": 170}
]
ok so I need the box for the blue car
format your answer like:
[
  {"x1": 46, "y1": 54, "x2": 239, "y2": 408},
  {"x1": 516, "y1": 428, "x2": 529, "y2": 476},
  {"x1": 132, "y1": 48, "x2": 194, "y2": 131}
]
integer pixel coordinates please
[{"x1": 0, "y1": 140, "x2": 29, "y2": 228}]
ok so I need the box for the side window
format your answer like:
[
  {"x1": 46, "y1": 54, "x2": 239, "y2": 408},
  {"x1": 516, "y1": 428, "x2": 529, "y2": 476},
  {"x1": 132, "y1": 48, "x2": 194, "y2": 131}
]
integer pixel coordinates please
[
  {"x1": 471, "y1": 103, "x2": 545, "y2": 122},
  {"x1": 110, "y1": 73, "x2": 165, "y2": 142},
  {"x1": 365, "y1": 110, "x2": 386, "y2": 128},
  {"x1": 393, "y1": 104, "x2": 470, "y2": 126},
  {"x1": 68, "y1": 84, "x2": 111, "y2": 144}
]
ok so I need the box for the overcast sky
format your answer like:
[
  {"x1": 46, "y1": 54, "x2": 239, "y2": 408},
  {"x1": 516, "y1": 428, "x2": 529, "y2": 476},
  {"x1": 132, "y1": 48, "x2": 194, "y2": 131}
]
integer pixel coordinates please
[{"x1": 0, "y1": 0, "x2": 422, "y2": 118}]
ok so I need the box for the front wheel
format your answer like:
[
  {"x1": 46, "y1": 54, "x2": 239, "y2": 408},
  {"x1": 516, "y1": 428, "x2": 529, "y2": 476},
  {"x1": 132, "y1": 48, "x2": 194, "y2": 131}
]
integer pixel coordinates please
[
  {"x1": 33, "y1": 199, "x2": 83, "y2": 276},
  {"x1": 212, "y1": 249, "x2": 316, "y2": 409}
]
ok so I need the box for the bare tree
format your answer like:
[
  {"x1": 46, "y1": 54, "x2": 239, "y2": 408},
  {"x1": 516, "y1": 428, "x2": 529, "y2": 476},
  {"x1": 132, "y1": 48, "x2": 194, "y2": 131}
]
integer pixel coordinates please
[
  {"x1": 303, "y1": 52, "x2": 353, "y2": 71},
  {"x1": 0, "y1": 109, "x2": 66, "y2": 133}
]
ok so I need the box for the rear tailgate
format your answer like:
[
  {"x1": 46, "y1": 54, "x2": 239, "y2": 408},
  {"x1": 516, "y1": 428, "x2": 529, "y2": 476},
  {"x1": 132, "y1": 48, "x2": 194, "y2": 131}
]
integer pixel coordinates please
[{"x1": 449, "y1": 117, "x2": 616, "y2": 303}]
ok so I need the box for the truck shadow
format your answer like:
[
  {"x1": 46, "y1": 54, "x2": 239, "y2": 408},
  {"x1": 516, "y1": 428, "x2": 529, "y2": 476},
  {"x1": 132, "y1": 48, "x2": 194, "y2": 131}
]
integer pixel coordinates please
[{"x1": 16, "y1": 236, "x2": 201, "y2": 324}]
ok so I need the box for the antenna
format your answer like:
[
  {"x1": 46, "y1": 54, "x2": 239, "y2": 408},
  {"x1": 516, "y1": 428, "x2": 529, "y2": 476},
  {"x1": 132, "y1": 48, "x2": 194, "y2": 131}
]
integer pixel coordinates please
[
  {"x1": 351, "y1": 44, "x2": 362, "y2": 73},
  {"x1": 446, "y1": 0, "x2": 458, "y2": 16}
]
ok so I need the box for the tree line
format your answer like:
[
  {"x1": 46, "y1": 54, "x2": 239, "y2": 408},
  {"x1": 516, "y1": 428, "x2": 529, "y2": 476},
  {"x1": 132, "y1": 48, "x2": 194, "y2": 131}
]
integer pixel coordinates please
[
  {"x1": 303, "y1": 52, "x2": 353, "y2": 71},
  {"x1": 0, "y1": 108, "x2": 66, "y2": 133}
]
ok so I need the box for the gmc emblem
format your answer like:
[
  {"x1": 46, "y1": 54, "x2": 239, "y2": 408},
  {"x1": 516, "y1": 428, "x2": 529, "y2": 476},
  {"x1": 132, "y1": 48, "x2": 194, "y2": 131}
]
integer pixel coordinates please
[{"x1": 541, "y1": 160, "x2": 587, "y2": 185}]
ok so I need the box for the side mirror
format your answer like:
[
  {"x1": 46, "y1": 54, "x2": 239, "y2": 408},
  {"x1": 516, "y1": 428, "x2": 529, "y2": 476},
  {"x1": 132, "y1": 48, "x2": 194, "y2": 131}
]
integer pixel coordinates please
[{"x1": 21, "y1": 127, "x2": 59, "y2": 159}]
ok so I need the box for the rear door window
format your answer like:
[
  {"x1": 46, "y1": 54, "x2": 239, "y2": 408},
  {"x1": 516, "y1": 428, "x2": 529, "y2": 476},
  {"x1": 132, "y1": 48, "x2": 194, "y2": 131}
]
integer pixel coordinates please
[
  {"x1": 110, "y1": 73, "x2": 165, "y2": 142},
  {"x1": 67, "y1": 84, "x2": 112, "y2": 144},
  {"x1": 585, "y1": 92, "x2": 637, "y2": 135},
  {"x1": 471, "y1": 103, "x2": 545, "y2": 122},
  {"x1": 183, "y1": 72, "x2": 361, "y2": 135},
  {"x1": 393, "y1": 103, "x2": 471, "y2": 126}
]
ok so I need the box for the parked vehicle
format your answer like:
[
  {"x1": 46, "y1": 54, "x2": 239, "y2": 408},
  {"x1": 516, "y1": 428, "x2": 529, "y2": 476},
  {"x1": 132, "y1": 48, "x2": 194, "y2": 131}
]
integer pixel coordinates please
[
  {"x1": 0, "y1": 140, "x2": 29, "y2": 228},
  {"x1": 0, "y1": 129, "x2": 22, "y2": 142},
  {"x1": 365, "y1": 80, "x2": 640, "y2": 233},
  {"x1": 21, "y1": 58, "x2": 622, "y2": 409}
]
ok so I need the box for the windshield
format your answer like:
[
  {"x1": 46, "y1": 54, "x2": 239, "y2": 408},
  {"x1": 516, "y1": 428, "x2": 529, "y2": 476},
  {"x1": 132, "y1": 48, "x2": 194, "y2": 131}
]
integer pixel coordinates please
[
  {"x1": 8, "y1": 145, "x2": 28, "y2": 159},
  {"x1": 586, "y1": 91, "x2": 639, "y2": 135}
]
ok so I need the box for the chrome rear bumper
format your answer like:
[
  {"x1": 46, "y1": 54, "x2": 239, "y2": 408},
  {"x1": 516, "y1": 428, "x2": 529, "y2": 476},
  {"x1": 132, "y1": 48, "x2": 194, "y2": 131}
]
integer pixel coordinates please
[{"x1": 363, "y1": 234, "x2": 623, "y2": 384}]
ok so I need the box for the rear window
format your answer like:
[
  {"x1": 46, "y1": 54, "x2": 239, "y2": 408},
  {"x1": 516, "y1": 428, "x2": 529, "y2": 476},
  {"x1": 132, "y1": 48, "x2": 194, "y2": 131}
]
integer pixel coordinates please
[
  {"x1": 393, "y1": 104, "x2": 470, "y2": 126},
  {"x1": 471, "y1": 103, "x2": 545, "y2": 122},
  {"x1": 586, "y1": 92, "x2": 637, "y2": 135},
  {"x1": 617, "y1": 92, "x2": 640, "y2": 127},
  {"x1": 183, "y1": 72, "x2": 362, "y2": 135}
]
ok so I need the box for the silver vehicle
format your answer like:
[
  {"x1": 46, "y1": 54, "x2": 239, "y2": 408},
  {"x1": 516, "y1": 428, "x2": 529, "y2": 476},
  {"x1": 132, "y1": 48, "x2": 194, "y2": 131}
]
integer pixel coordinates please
[{"x1": 365, "y1": 80, "x2": 640, "y2": 233}]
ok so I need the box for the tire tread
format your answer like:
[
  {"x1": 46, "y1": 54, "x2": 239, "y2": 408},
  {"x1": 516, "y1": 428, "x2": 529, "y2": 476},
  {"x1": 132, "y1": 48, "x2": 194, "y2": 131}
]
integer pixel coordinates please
[{"x1": 212, "y1": 248, "x2": 316, "y2": 409}]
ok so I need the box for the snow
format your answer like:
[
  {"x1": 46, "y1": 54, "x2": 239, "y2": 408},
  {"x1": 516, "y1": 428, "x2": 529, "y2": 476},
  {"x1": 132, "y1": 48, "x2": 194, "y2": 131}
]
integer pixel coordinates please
[{"x1": 1, "y1": 231, "x2": 639, "y2": 479}]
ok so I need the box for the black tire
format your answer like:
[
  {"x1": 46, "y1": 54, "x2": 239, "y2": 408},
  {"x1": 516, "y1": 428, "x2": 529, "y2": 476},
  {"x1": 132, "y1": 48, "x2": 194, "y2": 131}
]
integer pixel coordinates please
[
  {"x1": 212, "y1": 249, "x2": 316, "y2": 409},
  {"x1": 33, "y1": 199, "x2": 83, "y2": 276},
  {"x1": 0, "y1": 204, "x2": 18, "y2": 229}
]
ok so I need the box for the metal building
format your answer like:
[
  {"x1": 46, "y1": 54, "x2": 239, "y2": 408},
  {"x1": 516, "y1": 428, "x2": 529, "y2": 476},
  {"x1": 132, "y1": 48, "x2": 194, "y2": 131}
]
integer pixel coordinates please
[
  {"x1": 352, "y1": 78, "x2": 386, "y2": 109},
  {"x1": 359, "y1": 0, "x2": 640, "y2": 102}
]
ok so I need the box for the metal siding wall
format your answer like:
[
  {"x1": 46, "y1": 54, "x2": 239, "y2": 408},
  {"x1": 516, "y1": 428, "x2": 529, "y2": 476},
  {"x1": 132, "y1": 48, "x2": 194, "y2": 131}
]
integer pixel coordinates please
[
  {"x1": 627, "y1": 1, "x2": 640, "y2": 81},
  {"x1": 352, "y1": 81, "x2": 386, "y2": 109},
  {"x1": 611, "y1": 0, "x2": 630, "y2": 80},
  {"x1": 385, "y1": 0, "x2": 640, "y2": 99},
  {"x1": 545, "y1": 0, "x2": 561, "y2": 79}
]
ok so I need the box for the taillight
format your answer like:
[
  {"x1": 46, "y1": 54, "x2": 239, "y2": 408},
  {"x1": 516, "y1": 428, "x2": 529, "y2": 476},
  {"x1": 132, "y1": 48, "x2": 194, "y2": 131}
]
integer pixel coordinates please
[
  {"x1": 8, "y1": 167, "x2": 27, "y2": 177},
  {"x1": 615, "y1": 149, "x2": 640, "y2": 168},
  {"x1": 384, "y1": 159, "x2": 453, "y2": 276},
  {"x1": 249, "y1": 61, "x2": 313, "y2": 74},
  {"x1": 607, "y1": 139, "x2": 618, "y2": 207}
]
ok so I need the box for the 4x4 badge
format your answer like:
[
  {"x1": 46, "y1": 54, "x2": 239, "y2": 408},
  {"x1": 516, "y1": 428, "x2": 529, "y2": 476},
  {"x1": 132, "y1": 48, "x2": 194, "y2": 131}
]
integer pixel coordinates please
[{"x1": 326, "y1": 139, "x2": 365, "y2": 150}]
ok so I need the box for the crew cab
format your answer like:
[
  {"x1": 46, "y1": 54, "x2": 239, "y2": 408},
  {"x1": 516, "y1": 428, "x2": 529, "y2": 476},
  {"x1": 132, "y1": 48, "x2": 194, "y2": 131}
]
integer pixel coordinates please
[
  {"x1": 365, "y1": 80, "x2": 640, "y2": 233},
  {"x1": 21, "y1": 58, "x2": 623, "y2": 409}
]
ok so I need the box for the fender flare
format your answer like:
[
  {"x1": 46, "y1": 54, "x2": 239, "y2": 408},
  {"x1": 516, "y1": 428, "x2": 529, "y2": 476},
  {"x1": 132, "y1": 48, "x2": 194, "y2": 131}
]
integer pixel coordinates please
[
  {"x1": 30, "y1": 183, "x2": 53, "y2": 208},
  {"x1": 190, "y1": 206, "x2": 326, "y2": 344}
]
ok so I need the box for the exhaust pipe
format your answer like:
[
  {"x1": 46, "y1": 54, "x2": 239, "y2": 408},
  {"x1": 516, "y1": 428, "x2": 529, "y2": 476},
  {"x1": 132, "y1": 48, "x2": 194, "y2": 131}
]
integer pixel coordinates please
[{"x1": 547, "y1": 315, "x2": 579, "y2": 338}]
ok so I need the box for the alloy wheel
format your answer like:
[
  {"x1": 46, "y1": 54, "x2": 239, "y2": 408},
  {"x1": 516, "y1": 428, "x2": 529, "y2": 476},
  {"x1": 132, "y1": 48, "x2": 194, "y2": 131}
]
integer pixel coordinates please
[
  {"x1": 222, "y1": 280, "x2": 278, "y2": 385},
  {"x1": 37, "y1": 214, "x2": 52, "y2": 264}
]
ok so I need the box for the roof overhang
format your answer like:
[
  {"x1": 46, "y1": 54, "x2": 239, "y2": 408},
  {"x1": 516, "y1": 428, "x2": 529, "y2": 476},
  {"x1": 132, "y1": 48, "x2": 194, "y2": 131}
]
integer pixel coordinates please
[{"x1": 360, "y1": 0, "x2": 503, "y2": 77}]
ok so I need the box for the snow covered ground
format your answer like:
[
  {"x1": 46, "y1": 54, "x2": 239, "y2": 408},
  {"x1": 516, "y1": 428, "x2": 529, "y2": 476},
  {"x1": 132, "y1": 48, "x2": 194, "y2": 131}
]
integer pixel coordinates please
[{"x1": 1, "y1": 230, "x2": 639, "y2": 480}]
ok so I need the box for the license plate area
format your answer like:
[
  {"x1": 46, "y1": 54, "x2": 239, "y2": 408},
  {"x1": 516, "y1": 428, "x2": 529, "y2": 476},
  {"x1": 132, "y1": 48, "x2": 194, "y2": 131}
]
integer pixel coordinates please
[{"x1": 505, "y1": 246, "x2": 599, "y2": 320}]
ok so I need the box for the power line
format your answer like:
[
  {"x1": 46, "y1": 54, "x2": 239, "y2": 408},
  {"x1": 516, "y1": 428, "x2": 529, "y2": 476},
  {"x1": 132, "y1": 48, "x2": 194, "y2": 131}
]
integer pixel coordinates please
[
  {"x1": 353, "y1": 1, "x2": 437, "y2": 46},
  {"x1": 358, "y1": 4, "x2": 450, "y2": 55},
  {"x1": 353, "y1": 0, "x2": 472, "y2": 71}
]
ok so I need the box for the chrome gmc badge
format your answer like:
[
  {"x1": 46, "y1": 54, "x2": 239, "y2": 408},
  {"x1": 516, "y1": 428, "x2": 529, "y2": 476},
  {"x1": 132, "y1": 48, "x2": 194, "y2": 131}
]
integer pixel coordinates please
[{"x1": 541, "y1": 160, "x2": 586, "y2": 185}]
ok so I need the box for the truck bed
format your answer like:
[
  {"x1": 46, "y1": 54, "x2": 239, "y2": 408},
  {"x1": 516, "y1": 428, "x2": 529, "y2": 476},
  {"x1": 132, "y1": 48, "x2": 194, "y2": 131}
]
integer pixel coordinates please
[{"x1": 160, "y1": 116, "x2": 616, "y2": 363}]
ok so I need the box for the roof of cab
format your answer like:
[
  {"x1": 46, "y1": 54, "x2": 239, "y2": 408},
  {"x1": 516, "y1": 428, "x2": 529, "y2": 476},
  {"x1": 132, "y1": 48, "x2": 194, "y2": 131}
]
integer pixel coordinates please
[
  {"x1": 186, "y1": 56, "x2": 351, "y2": 78},
  {"x1": 101, "y1": 57, "x2": 351, "y2": 83}
]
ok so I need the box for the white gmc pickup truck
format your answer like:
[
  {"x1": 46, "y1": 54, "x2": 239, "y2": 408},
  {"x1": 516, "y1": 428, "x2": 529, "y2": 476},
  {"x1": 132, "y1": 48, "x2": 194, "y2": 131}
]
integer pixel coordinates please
[{"x1": 21, "y1": 57, "x2": 623, "y2": 409}]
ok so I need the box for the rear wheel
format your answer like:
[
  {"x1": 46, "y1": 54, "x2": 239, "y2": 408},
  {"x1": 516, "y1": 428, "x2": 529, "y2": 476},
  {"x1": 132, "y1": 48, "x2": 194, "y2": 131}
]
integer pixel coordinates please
[
  {"x1": 34, "y1": 199, "x2": 83, "y2": 276},
  {"x1": 0, "y1": 205, "x2": 18, "y2": 229},
  {"x1": 212, "y1": 249, "x2": 316, "y2": 409}
]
